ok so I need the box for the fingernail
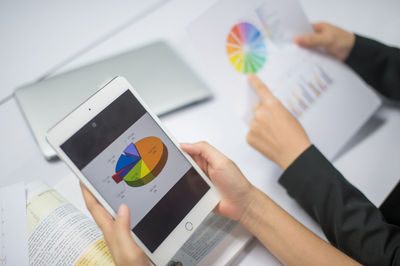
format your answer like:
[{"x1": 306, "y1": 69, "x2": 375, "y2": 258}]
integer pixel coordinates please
[
  {"x1": 118, "y1": 204, "x2": 129, "y2": 217},
  {"x1": 295, "y1": 36, "x2": 302, "y2": 45},
  {"x1": 180, "y1": 143, "x2": 192, "y2": 148}
]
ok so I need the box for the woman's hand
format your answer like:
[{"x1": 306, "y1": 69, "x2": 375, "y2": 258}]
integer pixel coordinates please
[
  {"x1": 181, "y1": 144, "x2": 359, "y2": 266},
  {"x1": 296, "y1": 22, "x2": 355, "y2": 61},
  {"x1": 80, "y1": 183, "x2": 149, "y2": 266},
  {"x1": 246, "y1": 75, "x2": 311, "y2": 170},
  {"x1": 181, "y1": 142, "x2": 256, "y2": 222}
]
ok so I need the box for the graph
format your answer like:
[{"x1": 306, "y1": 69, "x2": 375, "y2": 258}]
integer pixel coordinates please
[
  {"x1": 112, "y1": 137, "x2": 168, "y2": 187},
  {"x1": 285, "y1": 65, "x2": 333, "y2": 118},
  {"x1": 255, "y1": 5, "x2": 278, "y2": 42},
  {"x1": 226, "y1": 22, "x2": 266, "y2": 74}
]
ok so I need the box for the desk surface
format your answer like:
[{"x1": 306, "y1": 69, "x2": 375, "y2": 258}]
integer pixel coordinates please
[{"x1": 1, "y1": 0, "x2": 400, "y2": 265}]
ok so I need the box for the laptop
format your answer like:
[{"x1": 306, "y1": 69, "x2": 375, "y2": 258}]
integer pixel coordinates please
[{"x1": 15, "y1": 41, "x2": 212, "y2": 160}]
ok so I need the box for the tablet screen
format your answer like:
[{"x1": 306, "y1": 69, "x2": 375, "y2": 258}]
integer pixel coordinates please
[{"x1": 61, "y1": 90, "x2": 210, "y2": 253}]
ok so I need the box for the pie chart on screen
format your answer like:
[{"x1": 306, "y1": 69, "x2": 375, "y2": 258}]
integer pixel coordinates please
[
  {"x1": 226, "y1": 22, "x2": 266, "y2": 74},
  {"x1": 112, "y1": 137, "x2": 168, "y2": 187}
]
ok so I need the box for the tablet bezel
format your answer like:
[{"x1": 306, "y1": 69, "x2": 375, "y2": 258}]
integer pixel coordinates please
[{"x1": 46, "y1": 76, "x2": 220, "y2": 265}]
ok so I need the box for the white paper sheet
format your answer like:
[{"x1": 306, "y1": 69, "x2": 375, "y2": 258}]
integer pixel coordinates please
[
  {"x1": 188, "y1": 0, "x2": 381, "y2": 159},
  {"x1": 170, "y1": 213, "x2": 237, "y2": 265},
  {"x1": 0, "y1": 182, "x2": 29, "y2": 266}
]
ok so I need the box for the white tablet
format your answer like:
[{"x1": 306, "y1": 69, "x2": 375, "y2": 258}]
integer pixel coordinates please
[{"x1": 46, "y1": 76, "x2": 220, "y2": 265}]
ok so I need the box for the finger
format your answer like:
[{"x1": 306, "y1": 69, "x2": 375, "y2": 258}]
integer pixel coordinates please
[
  {"x1": 247, "y1": 128, "x2": 274, "y2": 155},
  {"x1": 115, "y1": 205, "x2": 143, "y2": 250},
  {"x1": 312, "y1": 22, "x2": 325, "y2": 33},
  {"x1": 180, "y1": 143, "x2": 204, "y2": 162},
  {"x1": 212, "y1": 203, "x2": 223, "y2": 217},
  {"x1": 296, "y1": 33, "x2": 329, "y2": 48},
  {"x1": 295, "y1": 22, "x2": 325, "y2": 46},
  {"x1": 181, "y1": 142, "x2": 226, "y2": 169},
  {"x1": 115, "y1": 204, "x2": 131, "y2": 233},
  {"x1": 180, "y1": 144, "x2": 209, "y2": 175},
  {"x1": 253, "y1": 102, "x2": 261, "y2": 112},
  {"x1": 80, "y1": 182, "x2": 113, "y2": 233},
  {"x1": 80, "y1": 182, "x2": 99, "y2": 208},
  {"x1": 191, "y1": 154, "x2": 208, "y2": 172},
  {"x1": 247, "y1": 74, "x2": 275, "y2": 104},
  {"x1": 253, "y1": 106, "x2": 271, "y2": 123}
]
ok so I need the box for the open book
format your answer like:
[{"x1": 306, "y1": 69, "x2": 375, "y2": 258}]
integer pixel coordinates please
[
  {"x1": 26, "y1": 181, "x2": 114, "y2": 265},
  {"x1": 26, "y1": 176, "x2": 252, "y2": 266}
]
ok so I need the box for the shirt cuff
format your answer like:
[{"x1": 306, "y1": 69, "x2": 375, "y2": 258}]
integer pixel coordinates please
[
  {"x1": 278, "y1": 145, "x2": 334, "y2": 200},
  {"x1": 345, "y1": 34, "x2": 380, "y2": 68}
]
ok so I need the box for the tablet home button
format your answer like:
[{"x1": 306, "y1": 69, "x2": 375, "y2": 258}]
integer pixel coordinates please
[{"x1": 185, "y1": 222, "x2": 193, "y2": 231}]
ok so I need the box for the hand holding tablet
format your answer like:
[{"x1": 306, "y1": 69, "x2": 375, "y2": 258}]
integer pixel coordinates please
[
  {"x1": 47, "y1": 77, "x2": 220, "y2": 265},
  {"x1": 80, "y1": 184, "x2": 150, "y2": 266},
  {"x1": 180, "y1": 142, "x2": 255, "y2": 222},
  {"x1": 80, "y1": 141, "x2": 257, "y2": 265}
]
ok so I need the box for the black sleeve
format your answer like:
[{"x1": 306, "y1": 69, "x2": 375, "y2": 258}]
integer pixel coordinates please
[
  {"x1": 345, "y1": 35, "x2": 400, "y2": 100},
  {"x1": 279, "y1": 145, "x2": 400, "y2": 265}
]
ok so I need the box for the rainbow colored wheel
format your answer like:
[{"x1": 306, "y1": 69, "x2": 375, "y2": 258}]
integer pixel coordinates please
[{"x1": 226, "y1": 22, "x2": 266, "y2": 74}]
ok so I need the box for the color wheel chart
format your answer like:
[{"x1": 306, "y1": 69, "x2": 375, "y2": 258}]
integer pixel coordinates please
[
  {"x1": 226, "y1": 22, "x2": 267, "y2": 74},
  {"x1": 112, "y1": 137, "x2": 168, "y2": 187}
]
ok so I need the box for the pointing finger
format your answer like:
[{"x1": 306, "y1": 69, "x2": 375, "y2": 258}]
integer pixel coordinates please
[{"x1": 247, "y1": 74, "x2": 275, "y2": 104}]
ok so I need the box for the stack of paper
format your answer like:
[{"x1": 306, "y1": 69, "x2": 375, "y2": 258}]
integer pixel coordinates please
[{"x1": 0, "y1": 183, "x2": 29, "y2": 266}]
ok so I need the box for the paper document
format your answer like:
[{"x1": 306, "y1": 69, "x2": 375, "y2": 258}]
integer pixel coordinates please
[
  {"x1": 0, "y1": 182, "x2": 29, "y2": 266},
  {"x1": 169, "y1": 213, "x2": 237, "y2": 265},
  {"x1": 26, "y1": 182, "x2": 114, "y2": 266},
  {"x1": 189, "y1": 0, "x2": 381, "y2": 159}
]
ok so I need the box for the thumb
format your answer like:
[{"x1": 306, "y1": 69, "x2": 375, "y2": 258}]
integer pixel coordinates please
[
  {"x1": 114, "y1": 205, "x2": 144, "y2": 255},
  {"x1": 181, "y1": 142, "x2": 226, "y2": 169},
  {"x1": 296, "y1": 33, "x2": 329, "y2": 48},
  {"x1": 115, "y1": 204, "x2": 132, "y2": 235}
]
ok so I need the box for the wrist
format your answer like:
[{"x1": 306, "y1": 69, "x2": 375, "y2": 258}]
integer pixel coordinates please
[
  {"x1": 238, "y1": 187, "x2": 272, "y2": 228},
  {"x1": 278, "y1": 141, "x2": 312, "y2": 170},
  {"x1": 340, "y1": 32, "x2": 356, "y2": 61}
]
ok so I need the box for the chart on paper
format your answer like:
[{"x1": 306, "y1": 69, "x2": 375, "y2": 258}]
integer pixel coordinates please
[
  {"x1": 226, "y1": 22, "x2": 267, "y2": 74},
  {"x1": 189, "y1": 0, "x2": 381, "y2": 159},
  {"x1": 272, "y1": 59, "x2": 334, "y2": 118},
  {"x1": 224, "y1": 18, "x2": 332, "y2": 118}
]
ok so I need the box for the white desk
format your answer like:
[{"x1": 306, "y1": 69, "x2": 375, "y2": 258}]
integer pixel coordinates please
[
  {"x1": 1, "y1": 0, "x2": 399, "y2": 265},
  {"x1": 0, "y1": 0, "x2": 167, "y2": 101}
]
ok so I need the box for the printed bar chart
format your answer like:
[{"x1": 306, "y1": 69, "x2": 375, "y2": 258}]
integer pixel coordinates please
[{"x1": 285, "y1": 65, "x2": 333, "y2": 118}]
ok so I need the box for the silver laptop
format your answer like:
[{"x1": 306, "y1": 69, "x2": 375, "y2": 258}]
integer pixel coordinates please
[{"x1": 15, "y1": 41, "x2": 212, "y2": 160}]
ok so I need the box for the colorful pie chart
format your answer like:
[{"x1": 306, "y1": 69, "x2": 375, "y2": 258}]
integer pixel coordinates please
[
  {"x1": 112, "y1": 137, "x2": 168, "y2": 187},
  {"x1": 226, "y1": 22, "x2": 266, "y2": 74}
]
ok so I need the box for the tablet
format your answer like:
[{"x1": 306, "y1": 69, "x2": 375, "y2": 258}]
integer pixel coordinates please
[{"x1": 46, "y1": 76, "x2": 220, "y2": 265}]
